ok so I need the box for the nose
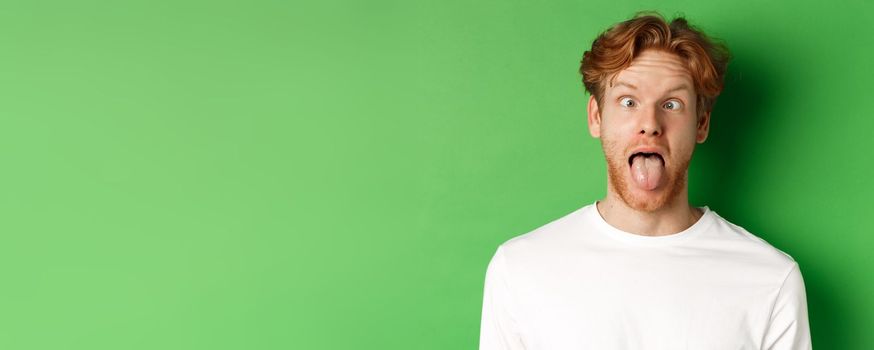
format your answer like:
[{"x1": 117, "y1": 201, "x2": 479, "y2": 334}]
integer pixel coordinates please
[{"x1": 638, "y1": 106, "x2": 662, "y2": 137}]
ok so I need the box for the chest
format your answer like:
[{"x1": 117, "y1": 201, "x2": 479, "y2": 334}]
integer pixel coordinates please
[{"x1": 510, "y1": 255, "x2": 777, "y2": 349}]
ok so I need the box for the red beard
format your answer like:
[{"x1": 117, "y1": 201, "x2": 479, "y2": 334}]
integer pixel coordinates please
[{"x1": 600, "y1": 137, "x2": 692, "y2": 212}]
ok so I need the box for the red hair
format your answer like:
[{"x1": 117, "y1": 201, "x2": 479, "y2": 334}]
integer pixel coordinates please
[{"x1": 579, "y1": 12, "x2": 731, "y2": 117}]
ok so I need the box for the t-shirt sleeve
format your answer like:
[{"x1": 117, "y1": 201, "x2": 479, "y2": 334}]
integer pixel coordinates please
[
  {"x1": 762, "y1": 262, "x2": 812, "y2": 350},
  {"x1": 479, "y1": 246, "x2": 526, "y2": 350}
]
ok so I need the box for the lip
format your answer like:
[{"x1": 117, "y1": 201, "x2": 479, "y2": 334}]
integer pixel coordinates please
[{"x1": 627, "y1": 147, "x2": 667, "y2": 166}]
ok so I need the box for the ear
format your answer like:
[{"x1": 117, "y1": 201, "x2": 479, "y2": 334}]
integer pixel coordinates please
[
  {"x1": 696, "y1": 110, "x2": 711, "y2": 143},
  {"x1": 587, "y1": 95, "x2": 602, "y2": 138}
]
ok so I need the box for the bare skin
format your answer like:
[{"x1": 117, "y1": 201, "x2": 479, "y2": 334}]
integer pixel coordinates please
[{"x1": 587, "y1": 50, "x2": 711, "y2": 236}]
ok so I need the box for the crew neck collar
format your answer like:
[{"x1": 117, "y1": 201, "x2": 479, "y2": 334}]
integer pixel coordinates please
[{"x1": 584, "y1": 200, "x2": 715, "y2": 245}]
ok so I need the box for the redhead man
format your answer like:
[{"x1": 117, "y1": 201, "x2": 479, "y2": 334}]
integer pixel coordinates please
[{"x1": 479, "y1": 12, "x2": 811, "y2": 349}]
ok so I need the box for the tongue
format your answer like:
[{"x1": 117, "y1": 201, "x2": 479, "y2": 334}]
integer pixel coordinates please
[{"x1": 631, "y1": 155, "x2": 664, "y2": 191}]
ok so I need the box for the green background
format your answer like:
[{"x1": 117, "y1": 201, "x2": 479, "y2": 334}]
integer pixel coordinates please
[{"x1": 0, "y1": 0, "x2": 871, "y2": 348}]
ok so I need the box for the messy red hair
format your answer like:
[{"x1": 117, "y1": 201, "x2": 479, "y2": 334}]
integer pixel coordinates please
[{"x1": 579, "y1": 12, "x2": 731, "y2": 117}]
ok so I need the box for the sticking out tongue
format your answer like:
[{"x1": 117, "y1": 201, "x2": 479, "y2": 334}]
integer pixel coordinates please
[{"x1": 630, "y1": 154, "x2": 665, "y2": 191}]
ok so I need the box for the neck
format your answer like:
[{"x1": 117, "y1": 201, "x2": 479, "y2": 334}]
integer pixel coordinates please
[{"x1": 596, "y1": 187, "x2": 703, "y2": 237}]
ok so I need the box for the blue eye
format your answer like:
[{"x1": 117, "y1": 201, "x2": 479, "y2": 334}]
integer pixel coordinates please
[
  {"x1": 620, "y1": 97, "x2": 636, "y2": 108},
  {"x1": 663, "y1": 100, "x2": 683, "y2": 110}
]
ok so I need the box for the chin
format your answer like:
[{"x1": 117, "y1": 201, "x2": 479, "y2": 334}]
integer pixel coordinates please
[{"x1": 619, "y1": 186, "x2": 672, "y2": 212}]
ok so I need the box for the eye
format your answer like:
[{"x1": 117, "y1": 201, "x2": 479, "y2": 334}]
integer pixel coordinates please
[
  {"x1": 619, "y1": 97, "x2": 636, "y2": 108},
  {"x1": 663, "y1": 99, "x2": 683, "y2": 111}
]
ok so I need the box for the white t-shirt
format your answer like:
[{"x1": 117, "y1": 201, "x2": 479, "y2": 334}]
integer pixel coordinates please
[{"x1": 479, "y1": 201, "x2": 811, "y2": 350}]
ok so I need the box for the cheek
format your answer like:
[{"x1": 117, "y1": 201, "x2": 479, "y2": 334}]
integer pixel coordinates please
[
  {"x1": 669, "y1": 133, "x2": 699, "y2": 163},
  {"x1": 600, "y1": 130, "x2": 625, "y2": 152},
  {"x1": 670, "y1": 118, "x2": 700, "y2": 142},
  {"x1": 599, "y1": 117, "x2": 632, "y2": 141},
  {"x1": 599, "y1": 134, "x2": 625, "y2": 161},
  {"x1": 677, "y1": 129, "x2": 698, "y2": 146}
]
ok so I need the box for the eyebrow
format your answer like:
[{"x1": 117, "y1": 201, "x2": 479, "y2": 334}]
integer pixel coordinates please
[
  {"x1": 612, "y1": 81, "x2": 638, "y2": 90},
  {"x1": 612, "y1": 80, "x2": 692, "y2": 93},
  {"x1": 666, "y1": 84, "x2": 693, "y2": 93}
]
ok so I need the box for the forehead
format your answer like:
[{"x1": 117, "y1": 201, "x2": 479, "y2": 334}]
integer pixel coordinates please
[{"x1": 607, "y1": 50, "x2": 694, "y2": 95}]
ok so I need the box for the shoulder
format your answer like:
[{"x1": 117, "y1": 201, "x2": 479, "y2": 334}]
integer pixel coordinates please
[
  {"x1": 491, "y1": 204, "x2": 592, "y2": 265},
  {"x1": 704, "y1": 210, "x2": 799, "y2": 274}
]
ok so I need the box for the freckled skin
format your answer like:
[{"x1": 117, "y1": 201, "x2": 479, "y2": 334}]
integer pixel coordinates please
[{"x1": 588, "y1": 50, "x2": 710, "y2": 214}]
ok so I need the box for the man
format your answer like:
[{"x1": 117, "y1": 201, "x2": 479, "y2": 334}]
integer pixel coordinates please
[{"x1": 478, "y1": 13, "x2": 812, "y2": 349}]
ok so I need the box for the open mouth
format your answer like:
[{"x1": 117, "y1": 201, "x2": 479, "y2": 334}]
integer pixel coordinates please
[
  {"x1": 627, "y1": 152, "x2": 665, "y2": 167},
  {"x1": 627, "y1": 152, "x2": 667, "y2": 191}
]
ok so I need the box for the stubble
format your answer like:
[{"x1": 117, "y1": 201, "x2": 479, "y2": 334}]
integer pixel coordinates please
[{"x1": 601, "y1": 137, "x2": 692, "y2": 213}]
